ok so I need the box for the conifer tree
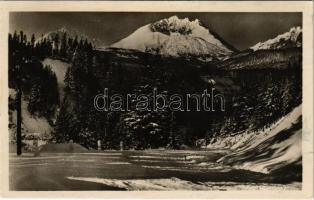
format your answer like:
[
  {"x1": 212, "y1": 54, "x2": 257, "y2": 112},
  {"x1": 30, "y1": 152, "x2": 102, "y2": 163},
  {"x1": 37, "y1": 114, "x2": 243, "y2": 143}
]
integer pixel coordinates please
[
  {"x1": 28, "y1": 81, "x2": 41, "y2": 114},
  {"x1": 60, "y1": 32, "x2": 67, "y2": 57},
  {"x1": 31, "y1": 34, "x2": 35, "y2": 47}
]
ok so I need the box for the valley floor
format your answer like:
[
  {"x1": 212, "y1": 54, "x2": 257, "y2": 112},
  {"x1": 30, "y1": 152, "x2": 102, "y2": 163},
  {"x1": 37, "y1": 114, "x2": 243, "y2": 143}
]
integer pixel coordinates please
[{"x1": 9, "y1": 150, "x2": 301, "y2": 191}]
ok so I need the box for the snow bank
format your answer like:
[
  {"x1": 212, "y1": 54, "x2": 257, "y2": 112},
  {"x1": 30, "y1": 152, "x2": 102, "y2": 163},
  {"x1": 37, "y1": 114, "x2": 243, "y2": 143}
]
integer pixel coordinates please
[
  {"x1": 217, "y1": 105, "x2": 302, "y2": 174},
  {"x1": 39, "y1": 143, "x2": 88, "y2": 153}
]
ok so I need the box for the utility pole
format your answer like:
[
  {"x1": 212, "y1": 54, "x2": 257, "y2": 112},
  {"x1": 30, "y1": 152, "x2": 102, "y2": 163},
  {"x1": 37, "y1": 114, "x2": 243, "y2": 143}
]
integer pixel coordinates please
[
  {"x1": 106, "y1": 71, "x2": 110, "y2": 150},
  {"x1": 170, "y1": 111, "x2": 174, "y2": 148},
  {"x1": 100, "y1": 70, "x2": 111, "y2": 150},
  {"x1": 16, "y1": 65, "x2": 22, "y2": 156}
]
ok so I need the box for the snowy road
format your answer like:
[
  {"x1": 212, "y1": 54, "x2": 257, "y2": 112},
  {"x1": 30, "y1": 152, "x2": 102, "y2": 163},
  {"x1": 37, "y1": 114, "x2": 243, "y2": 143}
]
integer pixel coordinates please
[{"x1": 9, "y1": 151, "x2": 301, "y2": 191}]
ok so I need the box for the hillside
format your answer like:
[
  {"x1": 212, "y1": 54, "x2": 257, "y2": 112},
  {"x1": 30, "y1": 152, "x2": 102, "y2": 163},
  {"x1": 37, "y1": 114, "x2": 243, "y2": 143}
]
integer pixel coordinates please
[
  {"x1": 215, "y1": 105, "x2": 301, "y2": 178},
  {"x1": 9, "y1": 89, "x2": 52, "y2": 143},
  {"x1": 218, "y1": 48, "x2": 301, "y2": 70}
]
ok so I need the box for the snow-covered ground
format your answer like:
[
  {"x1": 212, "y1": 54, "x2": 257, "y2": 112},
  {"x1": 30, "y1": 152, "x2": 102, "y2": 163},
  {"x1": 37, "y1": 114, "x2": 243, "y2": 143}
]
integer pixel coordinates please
[
  {"x1": 67, "y1": 176, "x2": 301, "y2": 191},
  {"x1": 10, "y1": 150, "x2": 301, "y2": 191}
]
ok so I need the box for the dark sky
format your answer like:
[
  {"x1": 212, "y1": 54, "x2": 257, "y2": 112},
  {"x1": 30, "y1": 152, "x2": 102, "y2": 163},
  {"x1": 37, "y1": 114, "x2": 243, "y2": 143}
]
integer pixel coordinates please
[{"x1": 10, "y1": 12, "x2": 301, "y2": 50}]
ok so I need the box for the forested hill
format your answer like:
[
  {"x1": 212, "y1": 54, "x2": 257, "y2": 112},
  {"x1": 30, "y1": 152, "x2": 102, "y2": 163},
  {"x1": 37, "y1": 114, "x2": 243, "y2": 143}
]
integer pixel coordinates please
[
  {"x1": 217, "y1": 48, "x2": 302, "y2": 70},
  {"x1": 8, "y1": 28, "x2": 302, "y2": 151},
  {"x1": 8, "y1": 30, "x2": 93, "y2": 146}
]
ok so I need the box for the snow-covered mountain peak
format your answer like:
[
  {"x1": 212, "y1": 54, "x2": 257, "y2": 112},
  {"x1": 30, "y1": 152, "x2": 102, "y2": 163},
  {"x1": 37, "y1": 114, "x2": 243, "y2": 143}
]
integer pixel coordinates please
[
  {"x1": 150, "y1": 15, "x2": 202, "y2": 35},
  {"x1": 250, "y1": 26, "x2": 302, "y2": 51},
  {"x1": 110, "y1": 16, "x2": 235, "y2": 60}
]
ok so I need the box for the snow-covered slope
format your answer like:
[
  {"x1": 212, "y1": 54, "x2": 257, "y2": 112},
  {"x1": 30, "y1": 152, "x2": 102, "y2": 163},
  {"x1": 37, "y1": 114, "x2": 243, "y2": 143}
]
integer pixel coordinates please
[
  {"x1": 9, "y1": 89, "x2": 52, "y2": 142},
  {"x1": 42, "y1": 58, "x2": 70, "y2": 86},
  {"x1": 111, "y1": 24, "x2": 168, "y2": 52},
  {"x1": 250, "y1": 27, "x2": 302, "y2": 51},
  {"x1": 216, "y1": 105, "x2": 302, "y2": 174},
  {"x1": 41, "y1": 58, "x2": 70, "y2": 101},
  {"x1": 9, "y1": 59, "x2": 69, "y2": 144},
  {"x1": 110, "y1": 16, "x2": 234, "y2": 59}
]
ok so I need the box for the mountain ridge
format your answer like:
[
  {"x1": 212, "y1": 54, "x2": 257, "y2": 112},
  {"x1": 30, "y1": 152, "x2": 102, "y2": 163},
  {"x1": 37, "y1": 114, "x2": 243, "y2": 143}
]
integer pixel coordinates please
[{"x1": 250, "y1": 26, "x2": 302, "y2": 51}]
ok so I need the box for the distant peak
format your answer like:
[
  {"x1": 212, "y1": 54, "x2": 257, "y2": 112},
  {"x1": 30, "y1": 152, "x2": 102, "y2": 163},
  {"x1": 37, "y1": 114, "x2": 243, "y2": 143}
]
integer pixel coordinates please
[
  {"x1": 36, "y1": 27, "x2": 103, "y2": 47},
  {"x1": 250, "y1": 26, "x2": 302, "y2": 51}
]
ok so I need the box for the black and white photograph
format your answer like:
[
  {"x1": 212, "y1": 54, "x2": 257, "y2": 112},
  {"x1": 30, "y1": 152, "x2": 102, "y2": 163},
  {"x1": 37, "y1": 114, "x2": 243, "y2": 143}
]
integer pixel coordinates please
[{"x1": 2, "y1": 2, "x2": 312, "y2": 196}]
